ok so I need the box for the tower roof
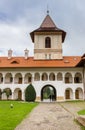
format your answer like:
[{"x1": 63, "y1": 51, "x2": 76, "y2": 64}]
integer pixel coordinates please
[
  {"x1": 40, "y1": 14, "x2": 57, "y2": 29},
  {"x1": 30, "y1": 14, "x2": 66, "y2": 43}
]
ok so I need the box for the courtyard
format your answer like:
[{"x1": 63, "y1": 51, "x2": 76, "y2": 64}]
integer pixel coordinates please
[
  {"x1": 0, "y1": 101, "x2": 85, "y2": 130},
  {"x1": 15, "y1": 101, "x2": 85, "y2": 130}
]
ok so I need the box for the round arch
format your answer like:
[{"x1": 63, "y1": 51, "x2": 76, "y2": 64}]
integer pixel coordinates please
[
  {"x1": 65, "y1": 88, "x2": 73, "y2": 100},
  {"x1": 75, "y1": 87, "x2": 83, "y2": 99},
  {"x1": 41, "y1": 85, "x2": 56, "y2": 101},
  {"x1": 14, "y1": 88, "x2": 22, "y2": 100}
]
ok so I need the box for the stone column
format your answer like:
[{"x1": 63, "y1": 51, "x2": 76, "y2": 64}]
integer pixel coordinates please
[
  {"x1": 11, "y1": 91, "x2": 14, "y2": 100},
  {"x1": 22, "y1": 76, "x2": 24, "y2": 84},
  {"x1": 22, "y1": 90, "x2": 25, "y2": 101},
  {"x1": 73, "y1": 91, "x2": 75, "y2": 100},
  {"x1": 3, "y1": 75, "x2": 5, "y2": 84}
]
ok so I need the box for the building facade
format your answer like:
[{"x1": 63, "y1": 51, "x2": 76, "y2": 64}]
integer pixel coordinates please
[{"x1": 0, "y1": 13, "x2": 85, "y2": 102}]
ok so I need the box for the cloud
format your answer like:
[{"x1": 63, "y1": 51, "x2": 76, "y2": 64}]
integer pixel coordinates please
[
  {"x1": 0, "y1": 0, "x2": 85, "y2": 57},
  {"x1": 0, "y1": 20, "x2": 34, "y2": 56}
]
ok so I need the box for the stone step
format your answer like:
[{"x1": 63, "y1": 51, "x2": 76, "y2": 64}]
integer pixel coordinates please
[{"x1": 76, "y1": 116, "x2": 85, "y2": 127}]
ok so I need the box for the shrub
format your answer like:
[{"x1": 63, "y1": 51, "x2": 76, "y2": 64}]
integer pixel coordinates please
[
  {"x1": 3, "y1": 88, "x2": 12, "y2": 100},
  {"x1": 25, "y1": 84, "x2": 36, "y2": 102}
]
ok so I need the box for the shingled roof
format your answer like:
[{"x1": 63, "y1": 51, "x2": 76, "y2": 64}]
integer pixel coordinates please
[
  {"x1": 76, "y1": 54, "x2": 85, "y2": 67},
  {"x1": 30, "y1": 14, "x2": 66, "y2": 43},
  {"x1": 40, "y1": 14, "x2": 57, "y2": 28},
  {"x1": 0, "y1": 56, "x2": 81, "y2": 68}
]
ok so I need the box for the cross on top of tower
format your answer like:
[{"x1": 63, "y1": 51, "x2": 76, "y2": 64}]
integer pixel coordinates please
[{"x1": 47, "y1": 5, "x2": 49, "y2": 15}]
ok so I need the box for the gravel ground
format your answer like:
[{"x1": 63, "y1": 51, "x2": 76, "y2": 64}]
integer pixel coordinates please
[{"x1": 15, "y1": 102, "x2": 82, "y2": 130}]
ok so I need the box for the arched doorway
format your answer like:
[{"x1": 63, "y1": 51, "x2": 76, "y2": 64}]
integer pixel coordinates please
[
  {"x1": 65, "y1": 88, "x2": 73, "y2": 100},
  {"x1": 14, "y1": 88, "x2": 22, "y2": 100},
  {"x1": 18, "y1": 90, "x2": 22, "y2": 100},
  {"x1": 75, "y1": 88, "x2": 83, "y2": 99},
  {"x1": 41, "y1": 85, "x2": 56, "y2": 101}
]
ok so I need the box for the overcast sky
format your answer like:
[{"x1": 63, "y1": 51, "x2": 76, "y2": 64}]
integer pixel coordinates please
[{"x1": 0, "y1": 0, "x2": 85, "y2": 57}]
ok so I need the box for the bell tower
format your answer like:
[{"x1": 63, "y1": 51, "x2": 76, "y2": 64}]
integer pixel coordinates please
[{"x1": 30, "y1": 12, "x2": 66, "y2": 60}]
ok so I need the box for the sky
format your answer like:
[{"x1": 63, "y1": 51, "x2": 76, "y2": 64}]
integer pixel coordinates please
[{"x1": 0, "y1": 0, "x2": 85, "y2": 57}]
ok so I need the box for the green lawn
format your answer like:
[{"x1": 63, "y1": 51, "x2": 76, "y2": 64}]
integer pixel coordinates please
[
  {"x1": 0, "y1": 101, "x2": 38, "y2": 130},
  {"x1": 78, "y1": 109, "x2": 85, "y2": 115}
]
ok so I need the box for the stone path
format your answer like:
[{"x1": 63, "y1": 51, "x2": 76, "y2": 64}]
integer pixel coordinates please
[{"x1": 15, "y1": 103, "x2": 81, "y2": 130}]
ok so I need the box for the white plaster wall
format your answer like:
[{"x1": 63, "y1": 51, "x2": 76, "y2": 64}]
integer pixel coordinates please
[{"x1": 0, "y1": 67, "x2": 84, "y2": 101}]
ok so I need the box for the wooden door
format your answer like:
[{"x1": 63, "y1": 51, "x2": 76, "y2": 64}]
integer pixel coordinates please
[
  {"x1": 65, "y1": 90, "x2": 70, "y2": 99},
  {"x1": 75, "y1": 90, "x2": 79, "y2": 99},
  {"x1": 18, "y1": 90, "x2": 22, "y2": 100}
]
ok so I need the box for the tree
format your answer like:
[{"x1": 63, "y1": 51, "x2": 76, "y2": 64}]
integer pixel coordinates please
[
  {"x1": 3, "y1": 88, "x2": 12, "y2": 100},
  {"x1": 25, "y1": 84, "x2": 36, "y2": 102}
]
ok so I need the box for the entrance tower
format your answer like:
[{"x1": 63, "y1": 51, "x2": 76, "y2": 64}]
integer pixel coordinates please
[{"x1": 30, "y1": 12, "x2": 66, "y2": 60}]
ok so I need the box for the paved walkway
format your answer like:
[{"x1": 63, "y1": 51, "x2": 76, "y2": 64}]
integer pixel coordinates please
[{"x1": 15, "y1": 103, "x2": 81, "y2": 130}]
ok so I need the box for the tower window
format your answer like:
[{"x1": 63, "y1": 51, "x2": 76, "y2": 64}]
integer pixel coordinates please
[{"x1": 45, "y1": 37, "x2": 51, "y2": 48}]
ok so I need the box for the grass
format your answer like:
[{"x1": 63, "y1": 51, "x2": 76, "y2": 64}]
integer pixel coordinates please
[
  {"x1": 78, "y1": 109, "x2": 85, "y2": 115},
  {"x1": 77, "y1": 105, "x2": 85, "y2": 130},
  {"x1": 0, "y1": 101, "x2": 38, "y2": 130}
]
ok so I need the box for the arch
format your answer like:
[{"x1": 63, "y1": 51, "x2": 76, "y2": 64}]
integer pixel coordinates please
[
  {"x1": 65, "y1": 88, "x2": 73, "y2": 99},
  {"x1": 24, "y1": 73, "x2": 32, "y2": 83},
  {"x1": 49, "y1": 73, "x2": 55, "y2": 81},
  {"x1": 0, "y1": 73, "x2": 3, "y2": 84},
  {"x1": 41, "y1": 85, "x2": 56, "y2": 101},
  {"x1": 14, "y1": 73, "x2": 22, "y2": 84},
  {"x1": 34, "y1": 73, "x2": 40, "y2": 81},
  {"x1": 45, "y1": 37, "x2": 51, "y2": 48},
  {"x1": 57, "y1": 72, "x2": 63, "y2": 81},
  {"x1": 65, "y1": 72, "x2": 72, "y2": 83},
  {"x1": 5, "y1": 73, "x2": 13, "y2": 84},
  {"x1": 74, "y1": 72, "x2": 82, "y2": 83},
  {"x1": 42, "y1": 73, "x2": 48, "y2": 81},
  {"x1": 2, "y1": 88, "x2": 12, "y2": 100},
  {"x1": 75, "y1": 88, "x2": 83, "y2": 99},
  {"x1": 14, "y1": 88, "x2": 22, "y2": 100}
]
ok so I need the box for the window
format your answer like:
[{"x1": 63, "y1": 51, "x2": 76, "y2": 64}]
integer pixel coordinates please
[
  {"x1": 65, "y1": 73, "x2": 72, "y2": 83},
  {"x1": 45, "y1": 37, "x2": 51, "y2": 48},
  {"x1": 74, "y1": 73, "x2": 82, "y2": 83},
  {"x1": 42, "y1": 73, "x2": 48, "y2": 81},
  {"x1": 49, "y1": 73, "x2": 55, "y2": 81},
  {"x1": 57, "y1": 73, "x2": 62, "y2": 81},
  {"x1": 1, "y1": 77, "x2": 3, "y2": 82},
  {"x1": 18, "y1": 78, "x2": 22, "y2": 84},
  {"x1": 10, "y1": 77, "x2": 13, "y2": 83}
]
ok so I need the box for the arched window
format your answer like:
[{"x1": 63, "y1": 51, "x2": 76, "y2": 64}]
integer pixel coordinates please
[
  {"x1": 74, "y1": 73, "x2": 82, "y2": 83},
  {"x1": 14, "y1": 73, "x2": 22, "y2": 84},
  {"x1": 45, "y1": 37, "x2": 51, "y2": 48},
  {"x1": 0, "y1": 73, "x2": 3, "y2": 84},
  {"x1": 5, "y1": 73, "x2": 13, "y2": 84},
  {"x1": 49, "y1": 73, "x2": 55, "y2": 81},
  {"x1": 24, "y1": 73, "x2": 32, "y2": 83},
  {"x1": 42, "y1": 73, "x2": 48, "y2": 81},
  {"x1": 65, "y1": 72, "x2": 72, "y2": 83},
  {"x1": 57, "y1": 73, "x2": 63, "y2": 81},
  {"x1": 34, "y1": 73, "x2": 40, "y2": 81}
]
